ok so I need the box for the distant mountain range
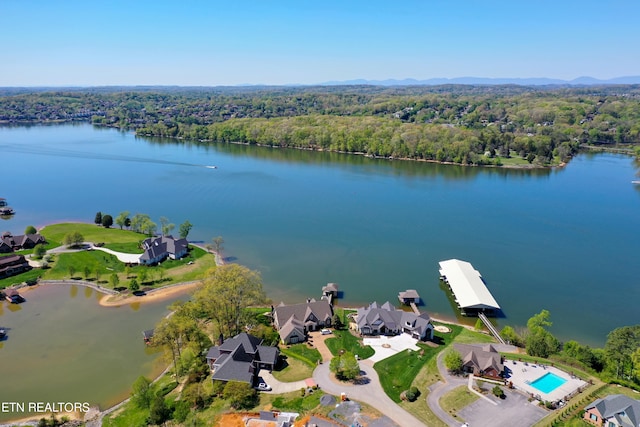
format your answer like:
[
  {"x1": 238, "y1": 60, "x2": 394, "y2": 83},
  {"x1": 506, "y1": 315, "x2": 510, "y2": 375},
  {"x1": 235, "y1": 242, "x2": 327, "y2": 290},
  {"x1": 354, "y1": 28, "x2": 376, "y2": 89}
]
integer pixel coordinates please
[{"x1": 321, "y1": 76, "x2": 640, "y2": 86}]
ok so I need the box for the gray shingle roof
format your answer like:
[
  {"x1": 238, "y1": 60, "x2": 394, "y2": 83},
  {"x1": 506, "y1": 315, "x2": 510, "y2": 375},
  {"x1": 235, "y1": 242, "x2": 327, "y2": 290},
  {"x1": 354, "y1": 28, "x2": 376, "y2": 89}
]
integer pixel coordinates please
[
  {"x1": 585, "y1": 394, "x2": 640, "y2": 427},
  {"x1": 273, "y1": 300, "x2": 333, "y2": 329},
  {"x1": 206, "y1": 333, "x2": 279, "y2": 384},
  {"x1": 453, "y1": 343, "x2": 504, "y2": 375},
  {"x1": 357, "y1": 301, "x2": 432, "y2": 337}
]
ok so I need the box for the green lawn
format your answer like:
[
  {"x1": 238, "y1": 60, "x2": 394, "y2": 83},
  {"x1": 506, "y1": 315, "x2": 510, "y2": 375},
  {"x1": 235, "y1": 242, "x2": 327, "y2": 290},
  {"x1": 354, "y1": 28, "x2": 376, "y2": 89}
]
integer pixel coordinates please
[
  {"x1": 0, "y1": 268, "x2": 43, "y2": 289},
  {"x1": 103, "y1": 242, "x2": 143, "y2": 253},
  {"x1": 271, "y1": 391, "x2": 323, "y2": 413},
  {"x1": 375, "y1": 326, "x2": 462, "y2": 403},
  {"x1": 272, "y1": 355, "x2": 314, "y2": 382},
  {"x1": 439, "y1": 385, "x2": 479, "y2": 422},
  {"x1": 324, "y1": 329, "x2": 375, "y2": 359},
  {"x1": 280, "y1": 344, "x2": 322, "y2": 368},
  {"x1": 1, "y1": 223, "x2": 216, "y2": 290},
  {"x1": 449, "y1": 324, "x2": 495, "y2": 344},
  {"x1": 40, "y1": 222, "x2": 145, "y2": 246}
]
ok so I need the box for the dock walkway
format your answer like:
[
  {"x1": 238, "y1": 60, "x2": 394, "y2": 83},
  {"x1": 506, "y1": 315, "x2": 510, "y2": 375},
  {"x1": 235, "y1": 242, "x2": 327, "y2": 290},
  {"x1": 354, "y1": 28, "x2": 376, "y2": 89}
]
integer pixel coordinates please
[
  {"x1": 409, "y1": 301, "x2": 420, "y2": 315},
  {"x1": 478, "y1": 313, "x2": 505, "y2": 344}
]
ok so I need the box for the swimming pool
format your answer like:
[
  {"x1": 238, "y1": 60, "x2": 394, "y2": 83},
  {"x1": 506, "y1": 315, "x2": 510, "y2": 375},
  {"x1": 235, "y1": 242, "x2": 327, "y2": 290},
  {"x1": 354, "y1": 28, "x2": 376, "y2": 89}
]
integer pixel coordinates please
[{"x1": 529, "y1": 372, "x2": 567, "y2": 394}]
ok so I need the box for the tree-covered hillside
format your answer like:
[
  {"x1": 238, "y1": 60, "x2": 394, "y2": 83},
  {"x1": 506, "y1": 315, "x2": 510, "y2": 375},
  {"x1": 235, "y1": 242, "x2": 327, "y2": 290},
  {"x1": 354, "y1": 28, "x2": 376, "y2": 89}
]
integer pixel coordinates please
[{"x1": 2, "y1": 85, "x2": 639, "y2": 166}]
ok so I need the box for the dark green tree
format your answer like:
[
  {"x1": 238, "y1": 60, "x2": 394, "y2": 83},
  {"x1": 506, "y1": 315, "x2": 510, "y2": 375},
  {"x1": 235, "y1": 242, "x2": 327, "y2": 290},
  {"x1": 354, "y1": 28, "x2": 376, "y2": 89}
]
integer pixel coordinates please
[
  {"x1": 25, "y1": 225, "x2": 37, "y2": 235},
  {"x1": 101, "y1": 214, "x2": 113, "y2": 228},
  {"x1": 148, "y1": 395, "x2": 171, "y2": 425},
  {"x1": 129, "y1": 278, "x2": 139, "y2": 292},
  {"x1": 94, "y1": 211, "x2": 102, "y2": 225}
]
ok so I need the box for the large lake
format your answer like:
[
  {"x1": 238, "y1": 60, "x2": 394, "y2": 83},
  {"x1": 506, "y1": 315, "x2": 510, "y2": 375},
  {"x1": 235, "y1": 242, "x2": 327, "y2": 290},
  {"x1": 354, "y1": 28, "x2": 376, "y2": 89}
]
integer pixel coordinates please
[{"x1": 1, "y1": 124, "x2": 639, "y2": 347}]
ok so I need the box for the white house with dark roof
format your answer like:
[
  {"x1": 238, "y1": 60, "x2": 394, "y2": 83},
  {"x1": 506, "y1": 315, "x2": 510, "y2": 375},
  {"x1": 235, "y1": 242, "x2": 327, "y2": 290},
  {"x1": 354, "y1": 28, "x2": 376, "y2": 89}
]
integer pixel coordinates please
[
  {"x1": 584, "y1": 394, "x2": 640, "y2": 427},
  {"x1": 355, "y1": 301, "x2": 434, "y2": 341},
  {"x1": 206, "y1": 332, "x2": 279, "y2": 385},
  {"x1": 139, "y1": 235, "x2": 188, "y2": 265},
  {"x1": 273, "y1": 299, "x2": 333, "y2": 344}
]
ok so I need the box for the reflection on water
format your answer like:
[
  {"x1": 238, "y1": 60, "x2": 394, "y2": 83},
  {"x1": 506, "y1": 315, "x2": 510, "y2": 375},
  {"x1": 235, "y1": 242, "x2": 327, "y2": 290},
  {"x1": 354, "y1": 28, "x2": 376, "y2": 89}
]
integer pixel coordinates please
[
  {"x1": 0, "y1": 284, "x2": 187, "y2": 422},
  {"x1": 1, "y1": 123, "x2": 639, "y2": 349},
  {"x1": 143, "y1": 133, "x2": 555, "y2": 180}
]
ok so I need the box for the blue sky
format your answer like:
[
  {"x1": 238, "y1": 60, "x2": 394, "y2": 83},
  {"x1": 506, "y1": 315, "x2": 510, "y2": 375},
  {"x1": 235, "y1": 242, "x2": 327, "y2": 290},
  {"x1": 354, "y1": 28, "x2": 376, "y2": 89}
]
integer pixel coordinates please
[{"x1": 1, "y1": 0, "x2": 638, "y2": 86}]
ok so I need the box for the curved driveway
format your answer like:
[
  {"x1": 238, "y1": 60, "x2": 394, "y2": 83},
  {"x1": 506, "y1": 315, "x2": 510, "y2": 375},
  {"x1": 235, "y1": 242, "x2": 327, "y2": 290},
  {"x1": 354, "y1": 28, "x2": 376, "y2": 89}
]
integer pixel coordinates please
[
  {"x1": 427, "y1": 351, "x2": 469, "y2": 426},
  {"x1": 310, "y1": 333, "x2": 426, "y2": 427}
]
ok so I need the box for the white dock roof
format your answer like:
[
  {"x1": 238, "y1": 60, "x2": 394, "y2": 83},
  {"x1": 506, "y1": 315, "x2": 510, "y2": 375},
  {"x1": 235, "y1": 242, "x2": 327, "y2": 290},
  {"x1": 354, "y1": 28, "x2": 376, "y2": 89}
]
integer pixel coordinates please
[{"x1": 438, "y1": 259, "x2": 500, "y2": 310}]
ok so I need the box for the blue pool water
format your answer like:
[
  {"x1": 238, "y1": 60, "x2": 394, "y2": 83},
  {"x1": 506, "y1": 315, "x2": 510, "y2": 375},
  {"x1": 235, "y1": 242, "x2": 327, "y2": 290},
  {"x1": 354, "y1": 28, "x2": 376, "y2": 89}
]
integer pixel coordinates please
[{"x1": 530, "y1": 372, "x2": 567, "y2": 394}]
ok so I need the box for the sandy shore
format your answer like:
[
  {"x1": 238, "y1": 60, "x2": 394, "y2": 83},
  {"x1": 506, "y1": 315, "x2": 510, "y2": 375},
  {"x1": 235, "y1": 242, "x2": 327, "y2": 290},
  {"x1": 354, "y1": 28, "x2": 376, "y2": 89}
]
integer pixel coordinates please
[
  {"x1": 12, "y1": 280, "x2": 201, "y2": 307},
  {"x1": 98, "y1": 281, "x2": 201, "y2": 307}
]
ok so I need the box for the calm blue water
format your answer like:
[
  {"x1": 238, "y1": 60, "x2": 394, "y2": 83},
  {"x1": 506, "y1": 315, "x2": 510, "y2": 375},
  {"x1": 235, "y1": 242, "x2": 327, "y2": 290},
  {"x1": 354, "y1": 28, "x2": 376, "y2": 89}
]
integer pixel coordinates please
[
  {"x1": 1, "y1": 123, "x2": 639, "y2": 346},
  {"x1": 530, "y1": 372, "x2": 567, "y2": 394}
]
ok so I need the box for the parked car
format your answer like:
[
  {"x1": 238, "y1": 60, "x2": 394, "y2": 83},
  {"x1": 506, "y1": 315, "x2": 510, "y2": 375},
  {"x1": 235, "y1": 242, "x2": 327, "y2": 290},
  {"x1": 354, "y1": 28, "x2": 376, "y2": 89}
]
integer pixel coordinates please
[
  {"x1": 256, "y1": 382, "x2": 272, "y2": 391},
  {"x1": 321, "y1": 329, "x2": 332, "y2": 335}
]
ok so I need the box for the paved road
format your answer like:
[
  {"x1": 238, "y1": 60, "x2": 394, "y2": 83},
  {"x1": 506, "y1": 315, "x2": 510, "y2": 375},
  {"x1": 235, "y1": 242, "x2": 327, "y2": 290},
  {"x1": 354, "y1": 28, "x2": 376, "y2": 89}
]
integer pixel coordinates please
[
  {"x1": 427, "y1": 351, "x2": 469, "y2": 427},
  {"x1": 313, "y1": 358, "x2": 426, "y2": 427}
]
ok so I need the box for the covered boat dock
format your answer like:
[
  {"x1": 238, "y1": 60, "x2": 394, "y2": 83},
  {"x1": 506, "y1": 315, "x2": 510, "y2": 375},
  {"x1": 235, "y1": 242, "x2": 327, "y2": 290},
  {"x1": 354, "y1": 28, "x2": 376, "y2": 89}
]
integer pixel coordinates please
[{"x1": 438, "y1": 259, "x2": 500, "y2": 316}]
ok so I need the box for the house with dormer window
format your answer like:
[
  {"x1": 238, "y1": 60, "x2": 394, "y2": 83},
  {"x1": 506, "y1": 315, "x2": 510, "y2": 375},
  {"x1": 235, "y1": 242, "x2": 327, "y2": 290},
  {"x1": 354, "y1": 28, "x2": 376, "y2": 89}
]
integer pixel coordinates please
[{"x1": 272, "y1": 299, "x2": 333, "y2": 344}]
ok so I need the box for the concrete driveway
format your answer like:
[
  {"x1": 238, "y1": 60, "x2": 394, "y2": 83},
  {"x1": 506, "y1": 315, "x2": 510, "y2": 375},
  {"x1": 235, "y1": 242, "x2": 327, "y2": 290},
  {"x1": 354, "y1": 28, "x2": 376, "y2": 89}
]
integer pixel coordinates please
[
  {"x1": 363, "y1": 334, "x2": 421, "y2": 363},
  {"x1": 257, "y1": 370, "x2": 310, "y2": 394},
  {"x1": 313, "y1": 359, "x2": 426, "y2": 427}
]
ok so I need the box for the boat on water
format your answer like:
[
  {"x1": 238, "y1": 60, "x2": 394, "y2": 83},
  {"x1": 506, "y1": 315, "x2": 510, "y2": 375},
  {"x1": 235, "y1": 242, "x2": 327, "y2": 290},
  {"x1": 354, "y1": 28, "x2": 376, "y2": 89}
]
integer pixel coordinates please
[
  {"x1": 0, "y1": 328, "x2": 6, "y2": 339},
  {"x1": 0, "y1": 198, "x2": 14, "y2": 215},
  {"x1": 0, "y1": 207, "x2": 15, "y2": 215},
  {"x1": 632, "y1": 180, "x2": 640, "y2": 184}
]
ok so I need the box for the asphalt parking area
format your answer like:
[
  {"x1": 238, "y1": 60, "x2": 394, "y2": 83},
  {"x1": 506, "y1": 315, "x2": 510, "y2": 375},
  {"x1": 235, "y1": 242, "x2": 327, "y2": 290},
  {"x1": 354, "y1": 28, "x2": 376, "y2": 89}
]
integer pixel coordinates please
[{"x1": 457, "y1": 387, "x2": 547, "y2": 427}]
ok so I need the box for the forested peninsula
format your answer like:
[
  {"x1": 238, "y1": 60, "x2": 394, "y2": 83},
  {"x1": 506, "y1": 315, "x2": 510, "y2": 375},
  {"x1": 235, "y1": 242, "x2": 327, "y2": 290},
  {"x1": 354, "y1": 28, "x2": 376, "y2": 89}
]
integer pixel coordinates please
[{"x1": 2, "y1": 84, "x2": 640, "y2": 167}]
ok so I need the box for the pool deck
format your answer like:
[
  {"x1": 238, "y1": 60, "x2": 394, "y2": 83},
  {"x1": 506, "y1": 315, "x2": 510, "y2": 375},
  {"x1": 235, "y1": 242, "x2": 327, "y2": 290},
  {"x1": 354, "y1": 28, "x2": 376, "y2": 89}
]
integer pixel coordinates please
[{"x1": 504, "y1": 360, "x2": 586, "y2": 402}]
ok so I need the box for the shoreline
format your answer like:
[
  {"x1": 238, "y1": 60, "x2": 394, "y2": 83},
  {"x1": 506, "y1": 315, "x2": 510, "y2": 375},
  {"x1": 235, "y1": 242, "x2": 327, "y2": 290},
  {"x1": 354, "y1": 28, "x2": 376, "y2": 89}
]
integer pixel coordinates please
[{"x1": 14, "y1": 279, "x2": 201, "y2": 308}]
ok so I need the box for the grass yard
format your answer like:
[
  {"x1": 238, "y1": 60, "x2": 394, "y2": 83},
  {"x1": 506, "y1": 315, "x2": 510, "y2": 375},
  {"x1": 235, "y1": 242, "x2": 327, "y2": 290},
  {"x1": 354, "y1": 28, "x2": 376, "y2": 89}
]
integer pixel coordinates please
[
  {"x1": 103, "y1": 242, "x2": 143, "y2": 253},
  {"x1": 1, "y1": 223, "x2": 216, "y2": 290},
  {"x1": 272, "y1": 355, "x2": 314, "y2": 382},
  {"x1": 0, "y1": 268, "x2": 43, "y2": 289},
  {"x1": 40, "y1": 222, "x2": 145, "y2": 246},
  {"x1": 280, "y1": 344, "x2": 322, "y2": 368},
  {"x1": 439, "y1": 385, "x2": 479, "y2": 422},
  {"x1": 398, "y1": 356, "x2": 449, "y2": 427},
  {"x1": 449, "y1": 324, "x2": 495, "y2": 344},
  {"x1": 324, "y1": 329, "x2": 375, "y2": 360},
  {"x1": 375, "y1": 325, "x2": 462, "y2": 403},
  {"x1": 270, "y1": 391, "x2": 323, "y2": 413}
]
